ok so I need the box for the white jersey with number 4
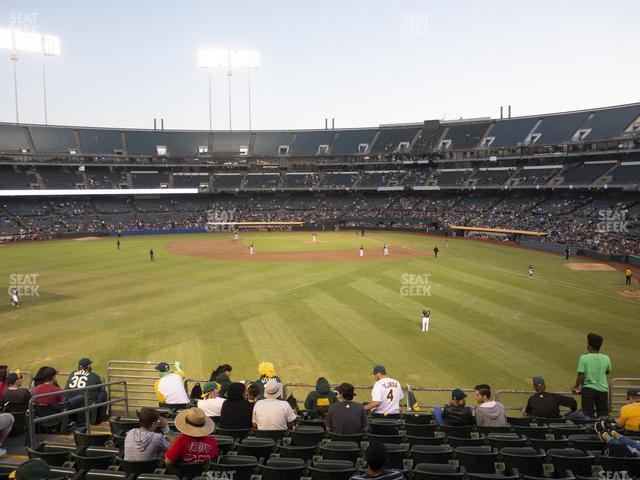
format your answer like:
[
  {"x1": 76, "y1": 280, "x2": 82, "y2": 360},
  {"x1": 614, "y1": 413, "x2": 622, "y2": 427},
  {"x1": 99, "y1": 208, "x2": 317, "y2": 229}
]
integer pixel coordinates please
[{"x1": 371, "y1": 376, "x2": 403, "y2": 414}]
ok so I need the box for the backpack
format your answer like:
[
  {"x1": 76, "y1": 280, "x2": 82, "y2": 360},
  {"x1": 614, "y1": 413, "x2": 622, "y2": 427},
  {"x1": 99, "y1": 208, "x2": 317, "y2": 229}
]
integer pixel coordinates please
[{"x1": 190, "y1": 383, "x2": 202, "y2": 400}]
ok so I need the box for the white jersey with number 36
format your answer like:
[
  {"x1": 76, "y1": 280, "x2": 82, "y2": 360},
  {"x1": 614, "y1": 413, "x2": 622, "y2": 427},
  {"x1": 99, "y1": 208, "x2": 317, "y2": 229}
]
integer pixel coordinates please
[{"x1": 371, "y1": 376, "x2": 404, "y2": 414}]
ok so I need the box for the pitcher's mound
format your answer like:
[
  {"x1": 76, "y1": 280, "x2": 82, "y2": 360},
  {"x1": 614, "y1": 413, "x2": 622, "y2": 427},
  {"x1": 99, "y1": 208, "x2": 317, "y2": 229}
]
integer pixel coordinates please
[
  {"x1": 165, "y1": 239, "x2": 428, "y2": 262},
  {"x1": 617, "y1": 290, "x2": 640, "y2": 298},
  {"x1": 566, "y1": 263, "x2": 616, "y2": 271}
]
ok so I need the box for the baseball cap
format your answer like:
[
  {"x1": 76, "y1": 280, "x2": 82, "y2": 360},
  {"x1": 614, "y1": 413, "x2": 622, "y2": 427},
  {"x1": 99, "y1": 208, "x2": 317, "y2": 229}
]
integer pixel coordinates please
[
  {"x1": 202, "y1": 381, "x2": 220, "y2": 396},
  {"x1": 451, "y1": 388, "x2": 467, "y2": 401},
  {"x1": 41, "y1": 367, "x2": 58, "y2": 381},
  {"x1": 532, "y1": 376, "x2": 545, "y2": 387},
  {"x1": 6, "y1": 372, "x2": 21, "y2": 385},
  {"x1": 627, "y1": 388, "x2": 640, "y2": 399},
  {"x1": 78, "y1": 358, "x2": 92, "y2": 368},
  {"x1": 372, "y1": 365, "x2": 386, "y2": 375},
  {"x1": 155, "y1": 362, "x2": 171, "y2": 373},
  {"x1": 15, "y1": 459, "x2": 50, "y2": 480},
  {"x1": 336, "y1": 383, "x2": 356, "y2": 399}
]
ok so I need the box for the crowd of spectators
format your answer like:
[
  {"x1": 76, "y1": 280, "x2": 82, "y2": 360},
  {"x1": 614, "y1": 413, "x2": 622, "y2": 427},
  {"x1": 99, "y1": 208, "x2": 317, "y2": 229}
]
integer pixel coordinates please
[{"x1": 0, "y1": 192, "x2": 638, "y2": 255}]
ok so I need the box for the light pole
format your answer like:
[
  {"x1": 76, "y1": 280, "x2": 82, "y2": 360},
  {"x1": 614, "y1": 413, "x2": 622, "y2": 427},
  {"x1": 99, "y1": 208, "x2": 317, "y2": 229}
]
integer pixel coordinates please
[
  {"x1": 0, "y1": 28, "x2": 60, "y2": 124},
  {"x1": 198, "y1": 48, "x2": 260, "y2": 131}
]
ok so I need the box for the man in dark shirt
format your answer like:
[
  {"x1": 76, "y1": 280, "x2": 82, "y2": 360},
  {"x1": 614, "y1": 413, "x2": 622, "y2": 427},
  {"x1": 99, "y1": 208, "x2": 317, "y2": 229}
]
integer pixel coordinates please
[
  {"x1": 350, "y1": 443, "x2": 403, "y2": 480},
  {"x1": 1, "y1": 372, "x2": 31, "y2": 405},
  {"x1": 525, "y1": 376, "x2": 577, "y2": 419},
  {"x1": 326, "y1": 383, "x2": 368, "y2": 435}
]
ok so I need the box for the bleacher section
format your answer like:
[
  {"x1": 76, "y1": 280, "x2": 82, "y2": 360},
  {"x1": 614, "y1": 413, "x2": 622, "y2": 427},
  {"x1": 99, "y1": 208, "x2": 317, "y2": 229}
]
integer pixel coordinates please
[
  {"x1": 575, "y1": 104, "x2": 640, "y2": 142},
  {"x1": 283, "y1": 173, "x2": 318, "y2": 189},
  {"x1": 0, "y1": 166, "x2": 37, "y2": 189},
  {"x1": 370, "y1": 127, "x2": 419, "y2": 154},
  {"x1": 485, "y1": 117, "x2": 538, "y2": 149},
  {"x1": 330, "y1": 129, "x2": 376, "y2": 155},
  {"x1": 125, "y1": 131, "x2": 167, "y2": 156},
  {"x1": 320, "y1": 172, "x2": 358, "y2": 188},
  {"x1": 252, "y1": 132, "x2": 294, "y2": 155},
  {"x1": 85, "y1": 168, "x2": 128, "y2": 189},
  {"x1": 211, "y1": 132, "x2": 251, "y2": 154},
  {"x1": 560, "y1": 162, "x2": 614, "y2": 185},
  {"x1": 78, "y1": 129, "x2": 123, "y2": 155},
  {"x1": 412, "y1": 122, "x2": 446, "y2": 154},
  {"x1": 167, "y1": 131, "x2": 210, "y2": 156},
  {"x1": 289, "y1": 131, "x2": 335, "y2": 156},
  {"x1": 359, "y1": 171, "x2": 405, "y2": 188},
  {"x1": 131, "y1": 172, "x2": 169, "y2": 188},
  {"x1": 0, "y1": 124, "x2": 28, "y2": 152},
  {"x1": 442, "y1": 122, "x2": 491, "y2": 150},
  {"x1": 244, "y1": 173, "x2": 280, "y2": 189},
  {"x1": 29, "y1": 126, "x2": 77, "y2": 153},
  {"x1": 516, "y1": 167, "x2": 561, "y2": 186},
  {"x1": 173, "y1": 173, "x2": 209, "y2": 188},
  {"x1": 530, "y1": 111, "x2": 591, "y2": 145},
  {"x1": 435, "y1": 170, "x2": 471, "y2": 186},
  {"x1": 213, "y1": 174, "x2": 243, "y2": 189},
  {"x1": 38, "y1": 167, "x2": 84, "y2": 189},
  {"x1": 608, "y1": 163, "x2": 640, "y2": 184},
  {"x1": 470, "y1": 168, "x2": 515, "y2": 187}
]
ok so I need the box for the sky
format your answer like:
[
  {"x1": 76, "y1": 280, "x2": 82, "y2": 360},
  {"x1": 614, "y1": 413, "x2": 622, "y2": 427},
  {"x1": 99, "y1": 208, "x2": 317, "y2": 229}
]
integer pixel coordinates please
[{"x1": 0, "y1": 0, "x2": 638, "y2": 131}]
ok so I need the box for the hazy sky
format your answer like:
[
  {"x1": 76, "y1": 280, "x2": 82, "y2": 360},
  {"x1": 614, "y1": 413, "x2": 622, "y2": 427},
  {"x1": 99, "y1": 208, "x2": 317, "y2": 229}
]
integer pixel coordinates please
[{"x1": 0, "y1": 0, "x2": 638, "y2": 131}]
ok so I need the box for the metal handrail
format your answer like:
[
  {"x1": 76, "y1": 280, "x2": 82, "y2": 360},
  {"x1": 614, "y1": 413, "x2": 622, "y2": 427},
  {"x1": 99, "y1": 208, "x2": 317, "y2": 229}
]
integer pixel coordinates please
[{"x1": 27, "y1": 380, "x2": 129, "y2": 449}]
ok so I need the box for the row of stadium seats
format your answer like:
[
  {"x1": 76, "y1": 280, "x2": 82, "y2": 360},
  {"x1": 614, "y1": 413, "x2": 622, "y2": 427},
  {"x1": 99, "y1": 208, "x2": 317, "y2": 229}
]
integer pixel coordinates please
[{"x1": 2, "y1": 163, "x2": 640, "y2": 190}]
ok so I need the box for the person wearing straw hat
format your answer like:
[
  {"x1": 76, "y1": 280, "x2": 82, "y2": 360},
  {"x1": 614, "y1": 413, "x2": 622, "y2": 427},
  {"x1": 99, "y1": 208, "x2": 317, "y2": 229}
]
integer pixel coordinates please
[
  {"x1": 197, "y1": 382, "x2": 226, "y2": 418},
  {"x1": 252, "y1": 379, "x2": 296, "y2": 431},
  {"x1": 165, "y1": 407, "x2": 217, "y2": 465}
]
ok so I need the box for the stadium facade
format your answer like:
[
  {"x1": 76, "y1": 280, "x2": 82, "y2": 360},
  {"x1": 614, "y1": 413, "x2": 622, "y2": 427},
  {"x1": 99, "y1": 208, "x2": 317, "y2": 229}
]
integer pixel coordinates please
[{"x1": 0, "y1": 102, "x2": 639, "y2": 259}]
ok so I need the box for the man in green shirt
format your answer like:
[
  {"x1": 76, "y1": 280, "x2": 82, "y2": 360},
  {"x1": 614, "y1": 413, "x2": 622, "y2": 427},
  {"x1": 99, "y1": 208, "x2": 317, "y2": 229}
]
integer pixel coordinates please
[
  {"x1": 572, "y1": 333, "x2": 612, "y2": 418},
  {"x1": 64, "y1": 358, "x2": 108, "y2": 426}
]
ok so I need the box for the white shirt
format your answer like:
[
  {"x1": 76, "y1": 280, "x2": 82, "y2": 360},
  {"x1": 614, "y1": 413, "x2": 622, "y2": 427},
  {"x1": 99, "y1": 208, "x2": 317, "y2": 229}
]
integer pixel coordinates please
[
  {"x1": 371, "y1": 376, "x2": 403, "y2": 414},
  {"x1": 157, "y1": 373, "x2": 190, "y2": 405},
  {"x1": 252, "y1": 398, "x2": 297, "y2": 430},
  {"x1": 197, "y1": 397, "x2": 226, "y2": 417}
]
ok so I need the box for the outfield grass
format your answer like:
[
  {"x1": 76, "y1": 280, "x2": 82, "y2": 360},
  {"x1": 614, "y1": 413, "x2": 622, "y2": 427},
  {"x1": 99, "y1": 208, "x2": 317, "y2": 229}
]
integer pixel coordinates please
[{"x1": 1, "y1": 231, "x2": 637, "y2": 401}]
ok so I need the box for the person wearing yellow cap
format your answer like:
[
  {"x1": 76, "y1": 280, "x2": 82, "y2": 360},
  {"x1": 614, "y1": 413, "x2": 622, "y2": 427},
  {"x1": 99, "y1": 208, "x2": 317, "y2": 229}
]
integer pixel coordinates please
[
  {"x1": 197, "y1": 382, "x2": 226, "y2": 418},
  {"x1": 253, "y1": 362, "x2": 281, "y2": 400}
]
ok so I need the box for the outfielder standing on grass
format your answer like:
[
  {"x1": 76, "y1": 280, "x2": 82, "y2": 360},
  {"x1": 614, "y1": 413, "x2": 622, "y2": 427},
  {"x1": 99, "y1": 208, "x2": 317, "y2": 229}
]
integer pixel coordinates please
[
  {"x1": 149, "y1": 249, "x2": 154, "y2": 262},
  {"x1": 383, "y1": 243, "x2": 389, "y2": 256},
  {"x1": 249, "y1": 243, "x2": 255, "y2": 255},
  {"x1": 10, "y1": 288, "x2": 19, "y2": 308},
  {"x1": 626, "y1": 268, "x2": 633, "y2": 286},
  {"x1": 359, "y1": 245, "x2": 364, "y2": 257},
  {"x1": 421, "y1": 307, "x2": 430, "y2": 332},
  {"x1": 433, "y1": 245, "x2": 439, "y2": 258}
]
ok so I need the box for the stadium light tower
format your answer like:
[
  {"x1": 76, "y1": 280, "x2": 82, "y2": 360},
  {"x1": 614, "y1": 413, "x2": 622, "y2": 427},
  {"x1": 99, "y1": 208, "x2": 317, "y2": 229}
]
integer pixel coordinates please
[
  {"x1": 198, "y1": 48, "x2": 260, "y2": 131},
  {"x1": 0, "y1": 28, "x2": 61, "y2": 124}
]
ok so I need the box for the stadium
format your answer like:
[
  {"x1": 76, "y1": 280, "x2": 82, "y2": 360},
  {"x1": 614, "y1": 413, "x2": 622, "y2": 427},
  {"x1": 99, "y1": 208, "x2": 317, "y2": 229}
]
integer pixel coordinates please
[{"x1": 0, "y1": 2, "x2": 639, "y2": 479}]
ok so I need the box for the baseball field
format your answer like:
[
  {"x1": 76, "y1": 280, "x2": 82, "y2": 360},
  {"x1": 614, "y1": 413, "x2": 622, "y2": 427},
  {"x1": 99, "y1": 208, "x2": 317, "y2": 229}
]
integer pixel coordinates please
[{"x1": 1, "y1": 230, "x2": 638, "y2": 399}]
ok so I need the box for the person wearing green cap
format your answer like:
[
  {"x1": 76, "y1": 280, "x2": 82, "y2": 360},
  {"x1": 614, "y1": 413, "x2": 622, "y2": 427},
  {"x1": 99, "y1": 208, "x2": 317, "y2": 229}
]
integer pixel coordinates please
[
  {"x1": 197, "y1": 382, "x2": 226, "y2": 418},
  {"x1": 154, "y1": 361, "x2": 190, "y2": 410}
]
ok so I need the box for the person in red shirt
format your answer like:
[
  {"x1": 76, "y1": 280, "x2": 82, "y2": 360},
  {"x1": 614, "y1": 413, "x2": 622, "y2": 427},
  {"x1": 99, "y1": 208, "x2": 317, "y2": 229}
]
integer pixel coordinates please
[
  {"x1": 0, "y1": 365, "x2": 8, "y2": 398},
  {"x1": 33, "y1": 368, "x2": 64, "y2": 411},
  {"x1": 165, "y1": 408, "x2": 217, "y2": 465}
]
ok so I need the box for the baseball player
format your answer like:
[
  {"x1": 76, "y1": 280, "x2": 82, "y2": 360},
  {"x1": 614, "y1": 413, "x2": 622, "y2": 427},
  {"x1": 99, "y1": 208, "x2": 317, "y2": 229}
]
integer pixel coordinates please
[
  {"x1": 528, "y1": 265, "x2": 534, "y2": 277},
  {"x1": 312, "y1": 232, "x2": 317, "y2": 242},
  {"x1": 234, "y1": 231, "x2": 239, "y2": 241},
  {"x1": 422, "y1": 307, "x2": 430, "y2": 332},
  {"x1": 249, "y1": 243, "x2": 255, "y2": 255},
  {"x1": 433, "y1": 245, "x2": 439, "y2": 258},
  {"x1": 383, "y1": 243, "x2": 389, "y2": 256},
  {"x1": 10, "y1": 288, "x2": 19, "y2": 308},
  {"x1": 359, "y1": 245, "x2": 364, "y2": 257},
  {"x1": 149, "y1": 249, "x2": 154, "y2": 262}
]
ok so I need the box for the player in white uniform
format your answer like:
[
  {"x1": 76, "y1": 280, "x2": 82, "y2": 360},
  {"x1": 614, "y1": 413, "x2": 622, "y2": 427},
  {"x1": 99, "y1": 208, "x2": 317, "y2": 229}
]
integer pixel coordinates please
[
  {"x1": 10, "y1": 288, "x2": 19, "y2": 308},
  {"x1": 312, "y1": 233, "x2": 317, "y2": 242},
  {"x1": 364, "y1": 365, "x2": 403, "y2": 415},
  {"x1": 234, "y1": 232, "x2": 239, "y2": 241},
  {"x1": 528, "y1": 265, "x2": 534, "y2": 277},
  {"x1": 359, "y1": 245, "x2": 364, "y2": 257},
  {"x1": 422, "y1": 307, "x2": 431, "y2": 332},
  {"x1": 383, "y1": 243, "x2": 389, "y2": 256},
  {"x1": 249, "y1": 243, "x2": 255, "y2": 255}
]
